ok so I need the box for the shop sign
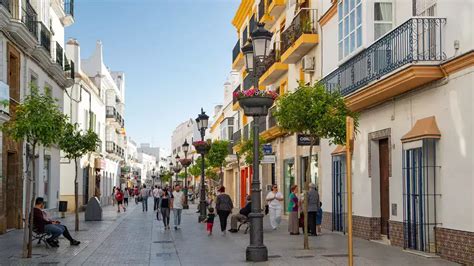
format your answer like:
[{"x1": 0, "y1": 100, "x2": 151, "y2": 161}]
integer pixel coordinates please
[
  {"x1": 261, "y1": 155, "x2": 276, "y2": 164},
  {"x1": 263, "y1": 144, "x2": 272, "y2": 155},
  {"x1": 297, "y1": 134, "x2": 320, "y2": 146}
]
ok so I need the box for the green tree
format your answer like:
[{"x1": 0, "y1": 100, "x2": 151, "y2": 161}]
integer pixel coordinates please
[
  {"x1": 239, "y1": 130, "x2": 264, "y2": 165},
  {"x1": 2, "y1": 86, "x2": 67, "y2": 258},
  {"x1": 160, "y1": 170, "x2": 173, "y2": 185},
  {"x1": 273, "y1": 82, "x2": 358, "y2": 250},
  {"x1": 59, "y1": 123, "x2": 100, "y2": 231},
  {"x1": 207, "y1": 140, "x2": 230, "y2": 185}
]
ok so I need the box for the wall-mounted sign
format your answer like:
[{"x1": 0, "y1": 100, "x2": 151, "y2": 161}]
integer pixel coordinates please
[
  {"x1": 261, "y1": 155, "x2": 276, "y2": 164},
  {"x1": 263, "y1": 144, "x2": 273, "y2": 155},
  {"x1": 297, "y1": 134, "x2": 320, "y2": 146}
]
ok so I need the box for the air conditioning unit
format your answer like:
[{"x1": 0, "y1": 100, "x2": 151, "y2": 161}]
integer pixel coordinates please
[{"x1": 302, "y1": 55, "x2": 315, "y2": 72}]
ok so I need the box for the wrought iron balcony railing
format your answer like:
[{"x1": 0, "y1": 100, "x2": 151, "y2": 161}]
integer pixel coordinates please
[
  {"x1": 249, "y1": 14, "x2": 256, "y2": 35},
  {"x1": 268, "y1": 107, "x2": 277, "y2": 128},
  {"x1": 106, "y1": 141, "x2": 115, "y2": 153},
  {"x1": 24, "y1": 1, "x2": 37, "y2": 37},
  {"x1": 64, "y1": 56, "x2": 75, "y2": 79},
  {"x1": 232, "y1": 85, "x2": 241, "y2": 104},
  {"x1": 242, "y1": 26, "x2": 248, "y2": 47},
  {"x1": 258, "y1": 0, "x2": 265, "y2": 21},
  {"x1": 106, "y1": 106, "x2": 116, "y2": 118},
  {"x1": 39, "y1": 22, "x2": 51, "y2": 53},
  {"x1": 281, "y1": 8, "x2": 317, "y2": 55},
  {"x1": 232, "y1": 39, "x2": 240, "y2": 63},
  {"x1": 56, "y1": 42, "x2": 64, "y2": 67},
  {"x1": 64, "y1": 0, "x2": 74, "y2": 17},
  {"x1": 319, "y1": 17, "x2": 447, "y2": 97},
  {"x1": 232, "y1": 129, "x2": 241, "y2": 146},
  {"x1": 243, "y1": 74, "x2": 253, "y2": 90}
]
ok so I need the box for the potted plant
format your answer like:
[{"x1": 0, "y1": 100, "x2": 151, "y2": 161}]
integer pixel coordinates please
[
  {"x1": 234, "y1": 88, "x2": 278, "y2": 116},
  {"x1": 193, "y1": 140, "x2": 211, "y2": 154}
]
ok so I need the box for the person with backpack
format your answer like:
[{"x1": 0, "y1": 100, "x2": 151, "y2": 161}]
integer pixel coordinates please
[{"x1": 115, "y1": 188, "x2": 126, "y2": 213}]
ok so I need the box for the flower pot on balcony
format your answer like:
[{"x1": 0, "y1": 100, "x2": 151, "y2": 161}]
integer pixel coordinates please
[{"x1": 238, "y1": 96, "x2": 275, "y2": 116}]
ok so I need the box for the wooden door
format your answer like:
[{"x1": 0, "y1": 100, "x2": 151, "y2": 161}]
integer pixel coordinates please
[
  {"x1": 6, "y1": 152, "x2": 18, "y2": 229},
  {"x1": 379, "y1": 139, "x2": 390, "y2": 235}
]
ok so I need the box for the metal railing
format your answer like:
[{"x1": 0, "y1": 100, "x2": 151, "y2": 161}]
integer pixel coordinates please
[
  {"x1": 268, "y1": 107, "x2": 277, "y2": 128},
  {"x1": 24, "y1": 1, "x2": 37, "y2": 37},
  {"x1": 232, "y1": 129, "x2": 241, "y2": 145},
  {"x1": 233, "y1": 85, "x2": 241, "y2": 104},
  {"x1": 242, "y1": 27, "x2": 248, "y2": 46},
  {"x1": 0, "y1": 0, "x2": 10, "y2": 12},
  {"x1": 106, "y1": 106, "x2": 116, "y2": 118},
  {"x1": 319, "y1": 17, "x2": 446, "y2": 97},
  {"x1": 249, "y1": 14, "x2": 256, "y2": 35},
  {"x1": 243, "y1": 74, "x2": 253, "y2": 90},
  {"x1": 106, "y1": 141, "x2": 115, "y2": 153},
  {"x1": 281, "y1": 8, "x2": 317, "y2": 55},
  {"x1": 64, "y1": 56, "x2": 75, "y2": 79},
  {"x1": 258, "y1": 116, "x2": 267, "y2": 133},
  {"x1": 56, "y1": 42, "x2": 63, "y2": 67},
  {"x1": 232, "y1": 39, "x2": 240, "y2": 63},
  {"x1": 39, "y1": 22, "x2": 51, "y2": 53},
  {"x1": 260, "y1": 40, "x2": 282, "y2": 77},
  {"x1": 258, "y1": 0, "x2": 265, "y2": 21},
  {"x1": 243, "y1": 124, "x2": 249, "y2": 141},
  {"x1": 64, "y1": 0, "x2": 74, "y2": 17}
]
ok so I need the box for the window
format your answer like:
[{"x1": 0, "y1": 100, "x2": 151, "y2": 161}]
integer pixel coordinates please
[
  {"x1": 30, "y1": 72, "x2": 38, "y2": 87},
  {"x1": 338, "y1": 0, "x2": 362, "y2": 60},
  {"x1": 374, "y1": 2, "x2": 393, "y2": 39}
]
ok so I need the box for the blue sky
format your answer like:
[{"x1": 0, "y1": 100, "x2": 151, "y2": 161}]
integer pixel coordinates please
[{"x1": 67, "y1": 0, "x2": 239, "y2": 150}]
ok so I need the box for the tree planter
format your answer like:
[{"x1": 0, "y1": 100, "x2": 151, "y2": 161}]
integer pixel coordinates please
[
  {"x1": 238, "y1": 96, "x2": 275, "y2": 117},
  {"x1": 179, "y1": 158, "x2": 192, "y2": 167}
]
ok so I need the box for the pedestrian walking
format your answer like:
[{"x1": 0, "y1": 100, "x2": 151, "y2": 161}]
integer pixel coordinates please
[
  {"x1": 307, "y1": 183, "x2": 320, "y2": 236},
  {"x1": 115, "y1": 188, "x2": 126, "y2": 213},
  {"x1": 316, "y1": 201, "x2": 323, "y2": 234},
  {"x1": 153, "y1": 185, "x2": 161, "y2": 211},
  {"x1": 171, "y1": 185, "x2": 184, "y2": 230},
  {"x1": 160, "y1": 188, "x2": 171, "y2": 230},
  {"x1": 123, "y1": 188, "x2": 129, "y2": 207},
  {"x1": 265, "y1": 184, "x2": 284, "y2": 230},
  {"x1": 134, "y1": 186, "x2": 140, "y2": 204},
  {"x1": 215, "y1": 186, "x2": 233, "y2": 236},
  {"x1": 112, "y1": 186, "x2": 116, "y2": 206},
  {"x1": 288, "y1": 185, "x2": 299, "y2": 235},
  {"x1": 140, "y1": 185, "x2": 151, "y2": 212},
  {"x1": 203, "y1": 207, "x2": 216, "y2": 236}
]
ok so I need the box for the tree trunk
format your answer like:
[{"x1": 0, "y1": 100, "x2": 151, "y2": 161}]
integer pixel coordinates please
[
  {"x1": 27, "y1": 144, "x2": 36, "y2": 257},
  {"x1": 22, "y1": 144, "x2": 32, "y2": 258},
  {"x1": 74, "y1": 158, "x2": 79, "y2": 231},
  {"x1": 303, "y1": 141, "x2": 314, "y2": 250}
]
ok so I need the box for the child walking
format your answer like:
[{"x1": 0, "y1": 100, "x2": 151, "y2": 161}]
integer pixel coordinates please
[{"x1": 204, "y1": 207, "x2": 216, "y2": 236}]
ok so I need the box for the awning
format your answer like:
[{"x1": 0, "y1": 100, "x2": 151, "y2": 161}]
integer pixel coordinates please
[
  {"x1": 331, "y1": 145, "x2": 346, "y2": 155},
  {"x1": 401, "y1": 116, "x2": 441, "y2": 143}
]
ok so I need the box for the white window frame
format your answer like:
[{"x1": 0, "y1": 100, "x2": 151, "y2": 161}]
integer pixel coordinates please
[
  {"x1": 373, "y1": 1, "x2": 394, "y2": 40},
  {"x1": 338, "y1": 0, "x2": 363, "y2": 61},
  {"x1": 416, "y1": 0, "x2": 436, "y2": 16}
]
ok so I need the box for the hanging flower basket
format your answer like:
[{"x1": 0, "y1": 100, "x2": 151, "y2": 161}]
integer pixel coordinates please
[
  {"x1": 234, "y1": 88, "x2": 277, "y2": 116},
  {"x1": 193, "y1": 140, "x2": 211, "y2": 154},
  {"x1": 179, "y1": 158, "x2": 192, "y2": 167}
]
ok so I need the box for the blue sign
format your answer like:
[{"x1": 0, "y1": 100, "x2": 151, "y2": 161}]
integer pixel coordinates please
[{"x1": 263, "y1": 144, "x2": 272, "y2": 155}]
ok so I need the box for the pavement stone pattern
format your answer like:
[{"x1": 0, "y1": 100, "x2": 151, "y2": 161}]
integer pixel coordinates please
[{"x1": 0, "y1": 202, "x2": 459, "y2": 265}]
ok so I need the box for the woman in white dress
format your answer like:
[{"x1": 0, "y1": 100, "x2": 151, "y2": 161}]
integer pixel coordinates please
[{"x1": 265, "y1": 184, "x2": 284, "y2": 230}]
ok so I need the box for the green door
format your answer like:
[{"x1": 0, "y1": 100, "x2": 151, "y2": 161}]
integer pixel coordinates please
[{"x1": 283, "y1": 158, "x2": 295, "y2": 214}]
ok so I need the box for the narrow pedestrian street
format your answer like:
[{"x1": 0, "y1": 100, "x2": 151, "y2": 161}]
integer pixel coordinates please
[{"x1": 0, "y1": 202, "x2": 456, "y2": 266}]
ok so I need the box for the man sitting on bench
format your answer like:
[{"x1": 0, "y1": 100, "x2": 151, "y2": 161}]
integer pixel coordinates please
[
  {"x1": 228, "y1": 195, "x2": 251, "y2": 233},
  {"x1": 33, "y1": 197, "x2": 80, "y2": 247}
]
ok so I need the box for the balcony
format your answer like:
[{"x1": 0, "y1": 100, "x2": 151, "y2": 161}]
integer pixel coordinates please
[
  {"x1": 258, "y1": 0, "x2": 265, "y2": 22},
  {"x1": 281, "y1": 8, "x2": 318, "y2": 64},
  {"x1": 56, "y1": 42, "x2": 64, "y2": 67},
  {"x1": 243, "y1": 124, "x2": 249, "y2": 141},
  {"x1": 243, "y1": 73, "x2": 253, "y2": 90},
  {"x1": 106, "y1": 106, "x2": 116, "y2": 118},
  {"x1": 64, "y1": 57, "x2": 75, "y2": 80},
  {"x1": 232, "y1": 39, "x2": 244, "y2": 70},
  {"x1": 259, "y1": 44, "x2": 288, "y2": 86},
  {"x1": 232, "y1": 129, "x2": 241, "y2": 145},
  {"x1": 268, "y1": 0, "x2": 285, "y2": 19},
  {"x1": 8, "y1": 0, "x2": 38, "y2": 50},
  {"x1": 319, "y1": 17, "x2": 447, "y2": 111},
  {"x1": 62, "y1": 0, "x2": 74, "y2": 26},
  {"x1": 260, "y1": 107, "x2": 285, "y2": 141},
  {"x1": 232, "y1": 85, "x2": 241, "y2": 110},
  {"x1": 106, "y1": 141, "x2": 115, "y2": 153},
  {"x1": 0, "y1": 0, "x2": 10, "y2": 23}
]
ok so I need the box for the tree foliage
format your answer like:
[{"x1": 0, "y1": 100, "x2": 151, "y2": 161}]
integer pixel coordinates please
[
  {"x1": 207, "y1": 140, "x2": 230, "y2": 169},
  {"x1": 273, "y1": 83, "x2": 358, "y2": 145},
  {"x1": 59, "y1": 123, "x2": 100, "y2": 160},
  {"x1": 1, "y1": 86, "x2": 67, "y2": 258}
]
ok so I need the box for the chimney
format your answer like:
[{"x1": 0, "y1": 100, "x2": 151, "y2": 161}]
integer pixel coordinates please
[{"x1": 66, "y1": 38, "x2": 81, "y2": 71}]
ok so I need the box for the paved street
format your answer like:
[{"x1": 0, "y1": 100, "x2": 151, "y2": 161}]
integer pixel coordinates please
[{"x1": 0, "y1": 203, "x2": 458, "y2": 266}]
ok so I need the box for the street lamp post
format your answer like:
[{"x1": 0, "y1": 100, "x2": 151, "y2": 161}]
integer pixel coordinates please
[
  {"x1": 152, "y1": 167, "x2": 156, "y2": 187},
  {"x1": 169, "y1": 162, "x2": 173, "y2": 186},
  {"x1": 195, "y1": 108, "x2": 209, "y2": 222},
  {"x1": 181, "y1": 139, "x2": 190, "y2": 209},
  {"x1": 240, "y1": 23, "x2": 273, "y2": 262}
]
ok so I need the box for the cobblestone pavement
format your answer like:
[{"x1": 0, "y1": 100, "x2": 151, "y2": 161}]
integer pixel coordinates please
[{"x1": 0, "y1": 202, "x2": 458, "y2": 265}]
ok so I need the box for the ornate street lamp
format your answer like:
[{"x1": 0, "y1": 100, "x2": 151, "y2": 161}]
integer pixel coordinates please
[
  {"x1": 181, "y1": 139, "x2": 191, "y2": 209},
  {"x1": 152, "y1": 167, "x2": 156, "y2": 187},
  {"x1": 169, "y1": 162, "x2": 173, "y2": 186},
  {"x1": 159, "y1": 166, "x2": 165, "y2": 186},
  {"x1": 173, "y1": 154, "x2": 181, "y2": 187},
  {"x1": 195, "y1": 108, "x2": 209, "y2": 222},
  {"x1": 240, "y1": 22, "x2": 273, "y2": 262}
]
